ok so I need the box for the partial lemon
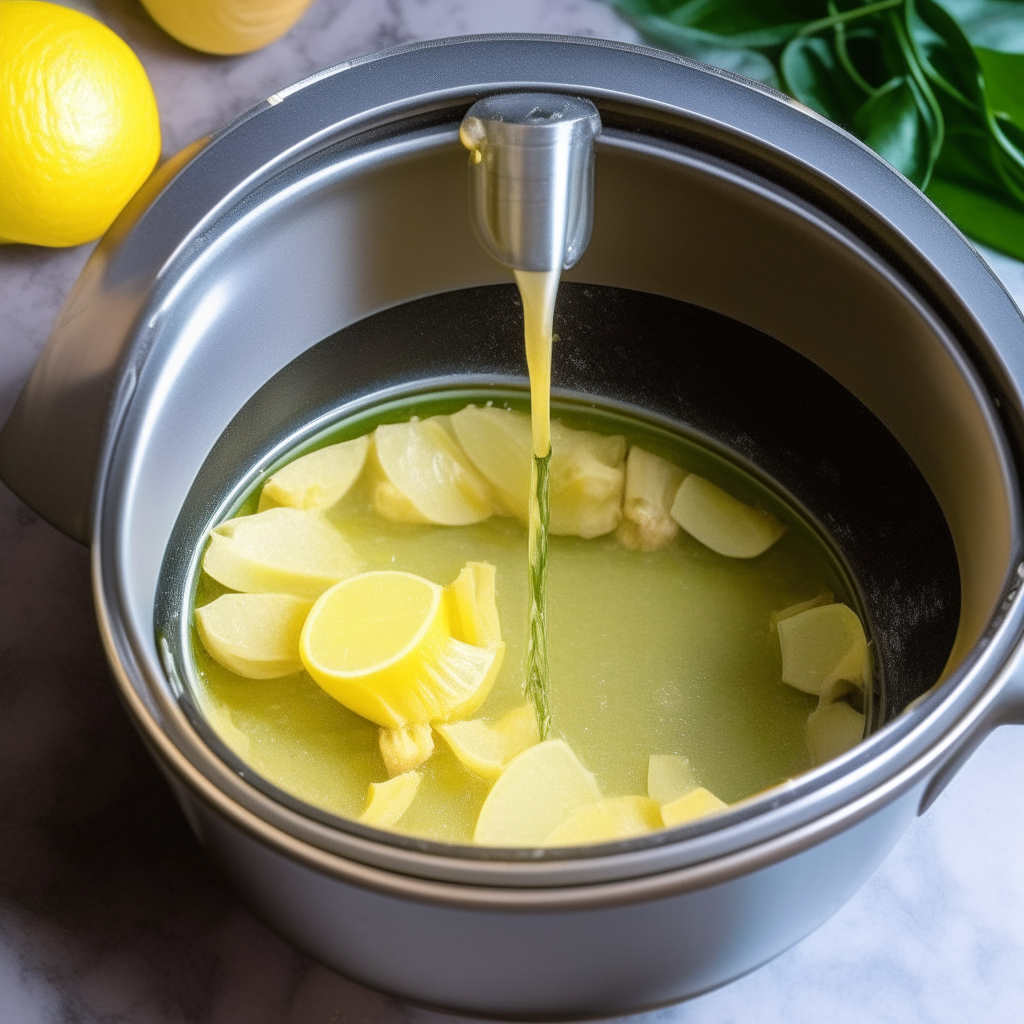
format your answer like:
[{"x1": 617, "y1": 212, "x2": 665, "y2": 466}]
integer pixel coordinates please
[
  {"x1": 195, "y1": 592, "x2": 312, "y2": 679},
  {"x1": 140, "y1": 0, "x2": 313, "y2": 56},
  {"x1": 300, "y1": 569, "x2": 504, "y2": 729},
  {"x1": 379, "y1": 722, "x2": 434, "y2": 778},
  {"x1": 544, "y1": 796, "x2": 663, "y2": 846},
  {"x1": 474, "y1": 740, "x2": 601, "y2": 846},
  {"x1": 0, "y1": 1, "x2": 161, "y2": 247}
]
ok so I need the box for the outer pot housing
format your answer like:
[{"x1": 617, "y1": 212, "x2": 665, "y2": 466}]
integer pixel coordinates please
[{"x1": 2, "y1": 36, "x2": 1024, "y2": 1017}]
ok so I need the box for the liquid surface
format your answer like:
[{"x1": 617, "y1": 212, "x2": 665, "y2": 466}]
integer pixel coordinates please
[{"x1": 188, "y1": 397, "x2": 856, "y2": 846}]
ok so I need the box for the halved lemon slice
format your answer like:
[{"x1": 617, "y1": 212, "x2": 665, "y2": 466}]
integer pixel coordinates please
[
  {"x1": 300, "y1": 570, "x2": 503, "y2": 729},
  {"x1": 544, "y1": 795, "x2": 663, "y2": 846}
]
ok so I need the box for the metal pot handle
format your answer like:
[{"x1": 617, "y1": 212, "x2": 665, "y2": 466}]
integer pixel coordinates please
[{"x1": 919, "y1": 634, "x2": 1024, "y2": 814}]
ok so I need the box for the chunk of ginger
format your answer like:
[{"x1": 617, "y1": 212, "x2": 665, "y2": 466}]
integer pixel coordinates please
[
  {"x1": 449, "y1": 405, "x2": 626, "y2": 537},
  {"x1": 360, "y1": 771, "x2": 422, "y2": 828},
  {"x1": 436, "y1": 704, "x2": 539, "y2": 781},
  {"x1": 807, "y1": 701, "x2": 865, "y2": 766},
  {"x1": 660, "y1": 787, "x2": 728, "y2": 828},
  {"x1": 647, "y1": 753, "x2": 697, "y2": 805},
  {"x1": 258, "y1": 434, "x2": 369, "y2": 512},
  {"x1": 670, "y1": 474, "x2": 785, "y2": 558},
  {"x1": 778, "y1": 603, "x2": 867, "y2": 697},
  {"x1": 299, "y1": 566, "x2": 504, "y2": 730},
  {"x1": 474, "y1": 740, "x2": 601, "y2": 846},
  {"x1": 195, "y1": 592, "x2": 312, "y2": 679},
  {"x1": 203, "y1": 507, "x2": 359, "y2": 600},
  {"x1": 616, "y1": 446, "x2": 686, "y2": 551},
  {"x1": 544, "y1": 795, "x2": 663, "y2": 846},
  {"x1": 379, "y1": 723, "x2": 434, "y2": 777},
  {"x1": 373, "y1": 416, "x2": 493, "y2": 525}
]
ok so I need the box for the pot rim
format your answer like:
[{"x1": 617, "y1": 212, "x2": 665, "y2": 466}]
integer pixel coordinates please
[{"x1": 88, "y1": 34, "x2": 1024, "y2": 891}]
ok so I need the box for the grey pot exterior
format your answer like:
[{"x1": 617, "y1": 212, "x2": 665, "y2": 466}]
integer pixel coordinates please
[{"x1": 2, "y1": 35, "x2": 1024, "y2": 1017}]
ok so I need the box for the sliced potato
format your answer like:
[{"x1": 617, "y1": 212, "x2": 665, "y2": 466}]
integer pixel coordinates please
[
  {"x1": 660, "y1": 786, "x2": 728, "y2": 828},
  {"x1": 544, "y1": 795, "x2": 663, "y2": 846},
  {"x1": 436, "y1": 704, "x2": 539, "y2": 781},
  {"x1": 450, "y1": 405, "x2": 626, "y2": 538},
  {"x1": 360, "y1": 771, "x2": 422, "y2": 828},
  {"x1": 379, "y1": 723, "x2": 434, "y2": 777},
  {"x1": 373, "y1": 416, "x2": 493, "y2": 525},
  {"x1": 474, "y1": 739, "x2": 601, "y2": 846},
  {"x1": 202, "y1": 508, "x2": 359, "y2": 600},
  {"x1": 647, "y1": 753, "x2": 697, "y2": 805},
  {"x1": 258, "y1": 435, "x2": 369, "y2": 512},
  {"x1": 195, "y1": 592, "x2": 312, "y2": 679},
  {"x1": 450, "y1": 405, "x2": 532, "y2": 519},
  {"x1": 670, "y1": 474, "x2": 785, "y2": 558},
  {"x1": 807, "y1": 701, "x2": 865, "y2": 766},
  {"x1": 770, "y1": 590, "x2": 834, "y2": 631},
  {"x1": 616, "y1": 447, "x2": 686, "y2": 551},
  {"x1": 778, "y1": 603, "x2": 867, "y2": 696}
]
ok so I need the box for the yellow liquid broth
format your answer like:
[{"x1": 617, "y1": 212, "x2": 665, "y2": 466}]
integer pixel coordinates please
[
  {"x1": 516, "y1": 268, "x2": 559, "y2": 741},
  {"x1": 191, "y1": 409, "x2": 852, "y2": 847}
]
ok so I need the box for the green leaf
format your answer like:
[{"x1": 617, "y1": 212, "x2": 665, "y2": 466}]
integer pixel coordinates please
[
  {"x1": 927, "y1": 174, "x2": 1024, "y2": 258},
  {"x1": 855, "y1": 76, "x2": 936, "y2": 183},
  {"x1": 931, "y1": 0, "x2": 1024, "y2": 53},
  {"x1": 977, "y1": 48, "x2": 1024, "y2": 127},
  {"x1": 781, "y1": 35, "x2": 867, "y2": 125}
]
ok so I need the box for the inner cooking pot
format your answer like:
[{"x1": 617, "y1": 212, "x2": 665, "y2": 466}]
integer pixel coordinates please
[{"x1": 3, "y1": 35, "x2": 1024, "y2": 1016}]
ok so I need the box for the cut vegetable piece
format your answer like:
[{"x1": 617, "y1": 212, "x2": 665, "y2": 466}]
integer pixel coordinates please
[
  {"x1": 544, "y1": 796, "x2": 663, "y2": 846},
  {"x1": 446, "y1": 562, "x2": 501, "y2": 649},
  {"x1": 670, "y1": 475, "x2": 785, "y2": 558},
  {"x1": 549, "y1": 421, "x2": 627, "y2": 538},
  {"x1": 770, "y1": 590, "x2": 834, "y2": 631},
  {"x1": 300, "y1": 570, "x2": 502, "y2": 728},
  {"x1": 647, "y1": 754, "x2": 697, "y2": 805},
  {"x1": 660, "y1": 787, "x2": 728, "y2": 828},
  {"x1": 616, "y1": 447, "x2": 686, "y2": 552},
  {"x1": 195, "y1": 592, "x2": 312, "y2": 679},
  {"x1": 474, "y1": 740, "x2": 601, "y2": 846},
  {"x1": 373, "y1": 416, "x2": 493, "y2": 525},
  {"x1": 258, "y1": 435, "x2": 370, "y2": 512},
  {"x1": 202, "y1": 508, "x2": 359, "y2": 600},
  {"x1": 449, "y1": 405, "x2": 626, "y2": 537},
  {"x1": 450, "y1": 405, "x2": 533, "y2": 519},
  {"x1": 360, "y1": 771, "x2": 422, "y2": 828},
  {"x1": 436, "y1": 704, "x2": 539, "y2": 781},
  {"x1": 807, "y1": 702, "x2": 865, "y2": 766},
  {"x1": 380, "y1": 722, "x2": 434, "y2": 777},
  {"x1": 778, "y1": 603, "x2": 868, "y2": 696}
]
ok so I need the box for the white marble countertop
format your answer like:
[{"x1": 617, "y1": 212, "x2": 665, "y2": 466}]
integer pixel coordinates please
[{"x1": 1, "y1": 2, "x2": 1022, "y2": 1021}]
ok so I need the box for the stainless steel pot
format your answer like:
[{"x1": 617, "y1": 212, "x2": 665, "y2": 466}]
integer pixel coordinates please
[{"x1": 2, "y1": 35, "x2": 1023, "y2": 1018}]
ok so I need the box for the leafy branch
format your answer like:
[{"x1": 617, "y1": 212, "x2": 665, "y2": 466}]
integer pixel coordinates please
[{"x1": 607, "y1": 0, "x2": 1024, "y2": 260}]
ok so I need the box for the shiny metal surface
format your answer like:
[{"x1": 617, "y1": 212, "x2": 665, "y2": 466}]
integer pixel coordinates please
[
  {"x1": 460, "y1": 92, "x2": 600, "y2": 271},
  {"x1": 3, "y1": 34, "x2": 1024, "y2": 1015}
]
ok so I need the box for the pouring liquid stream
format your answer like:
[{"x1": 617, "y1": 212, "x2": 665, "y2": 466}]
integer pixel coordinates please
[{"x1": 515, "y1": 268, "x2": 560, "y2": 741}]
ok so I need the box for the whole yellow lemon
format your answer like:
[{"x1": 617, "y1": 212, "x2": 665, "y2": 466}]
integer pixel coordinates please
[
  {"x1": 140, "y1": 0, "x2": 314, "y2": 56},
  {"x1": 0, "y1": 1, "x2": 161, "y2": 247}
]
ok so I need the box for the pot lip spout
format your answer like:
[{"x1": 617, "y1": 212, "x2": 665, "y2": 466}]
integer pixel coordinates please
[{"x1": 60, "y1": 34, "x2": 1024, "y2": 889}]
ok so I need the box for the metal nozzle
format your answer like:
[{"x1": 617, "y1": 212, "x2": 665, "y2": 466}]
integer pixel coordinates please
[{"x1": 460, "y1": 93, "x2": 602, "y2": 273}]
